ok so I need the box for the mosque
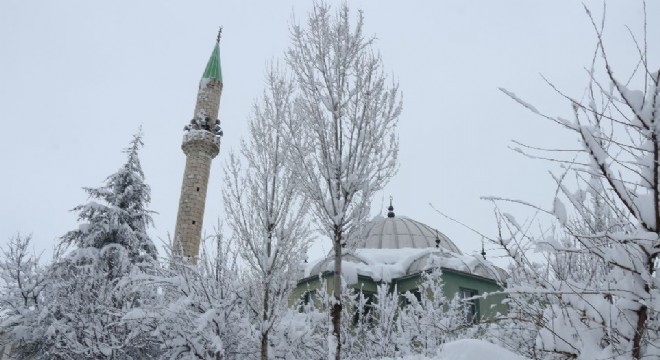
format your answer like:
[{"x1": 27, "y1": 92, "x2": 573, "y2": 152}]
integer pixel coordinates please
[
  {"x1": 294, "y1": 201, "x2": 507, "y2": 321},
  {"x1": 174, "y1": 34, "x2": 507, "y2": 322},
  {"x1": 0, "y1": 31, "x2": 509, "y2": 360}
]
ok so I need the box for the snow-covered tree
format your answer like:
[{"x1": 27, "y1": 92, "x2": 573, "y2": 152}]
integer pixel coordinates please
[
  {"x1": 359, "y1": 284, "x2": 403, "y2": 359},
  {"x1": 2, "y1": 131, "x2": 161, "y2": 359},
  {"x1": 285, "y1": 3, "x2": 402, "y2": 357},
  {"x1": 0, "y1": 234, "x2": 47, "y2": 356},
  {"x1": 271, "y1": 305, "x2": 326, "y2": 359},
  {"x1": 398, "y1": 260, "x2": 469, "y2": 357},
  {"x1": 61, "y1": 130, "x2": 157, "y2": 266},
  {"x1": 152, "y1": 229, "x2": 253, "y2": 359},
  {"x1": 223, "y1": 64, "x2": 311, "y2": 360},
  {"x1": 290, "y1": 276, "x2": 381, "y2": 359},
  {"x1": 495, "y1": 4, "x2": 660, "y2": 358},
  {"x1": 286, "y1": 266, "x2": 473, "y2": 359},
  {"x1": 491, "y1": 180, "x2": 629, "y2": 359},
  {"x1": 0, "y1": 235, "x2": 46, "y2": 312},
  {"x1": 29, "y1": 246, "x2": 158, "y2": 359}
]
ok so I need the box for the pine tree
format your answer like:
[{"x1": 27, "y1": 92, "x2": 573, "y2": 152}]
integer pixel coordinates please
[
  {"x1": 8, "y1": 131, "x2": 162, "y2": 359},
  {"x1": 61, "y1": 129, "x2": 157, "y2": 265}
]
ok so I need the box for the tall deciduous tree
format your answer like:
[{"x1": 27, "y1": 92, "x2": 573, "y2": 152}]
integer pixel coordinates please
[
  {"x1": 285, "y1": 3, "x2": 402, "y2": 357},
  {"x1": 223, "y1": 65, "x2": 311, "y2": 360}
]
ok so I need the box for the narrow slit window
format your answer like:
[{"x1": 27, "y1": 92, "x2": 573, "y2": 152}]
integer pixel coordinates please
[
  {"x1": 196, "y1": 187, "x2": 200, "y2": 191},
  {"x1": 192, "y1": 220, "x2": 196, "y2": 225}
]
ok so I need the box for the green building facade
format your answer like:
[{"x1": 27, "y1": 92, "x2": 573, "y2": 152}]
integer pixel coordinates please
[{"x1": 294, "y1": 204, "x2": 508, "y2": 321}]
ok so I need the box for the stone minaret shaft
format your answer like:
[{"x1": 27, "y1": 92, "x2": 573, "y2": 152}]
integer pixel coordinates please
[{"x1": 174, "y1": 35, "x2": 224, "y2": 261}]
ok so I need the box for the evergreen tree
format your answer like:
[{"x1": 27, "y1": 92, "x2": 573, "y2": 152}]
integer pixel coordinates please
[
  {"x1": 61, "y1": 130, "x2": 157, "y2": 265},
  {"x1": 3, "y1": 131, "x2": 161, "y2": 359}
]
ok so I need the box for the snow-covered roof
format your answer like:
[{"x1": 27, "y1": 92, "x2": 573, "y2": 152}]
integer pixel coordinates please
[
  {"x1": 305, "y1": 247, "x2": 506, "y2": 285},
  {"x1": 304, "y1": 213, "x2": 507, "y2": 285},
  {"x1": 348, "y1": 214, "x2": 462, "y2": 253}
]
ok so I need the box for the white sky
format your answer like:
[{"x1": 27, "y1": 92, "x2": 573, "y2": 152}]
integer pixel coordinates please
[{"x1": 0, "y1": 1, "x2": 657, "y2": 263}]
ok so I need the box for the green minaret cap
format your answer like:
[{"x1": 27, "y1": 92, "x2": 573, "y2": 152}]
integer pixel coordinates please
[{"x1": 202, "y1": 32, "x2": 222, "y2": 82}]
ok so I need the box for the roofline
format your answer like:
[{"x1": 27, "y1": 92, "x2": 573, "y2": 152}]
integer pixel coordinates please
[
  {"x1": 398, "y1": 266, "x2": 505, "y2": 285},
  {"x1": 297, "y1": 271, "x2": 381, "y2": 285},
  {"x1": 297, "y1": 266, "x2": 505, "y2": 288}
]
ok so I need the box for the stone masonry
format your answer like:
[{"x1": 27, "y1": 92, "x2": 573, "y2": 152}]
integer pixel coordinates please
[{"x1": 174, "y1": 74, "x2": 223, "y2": 262}]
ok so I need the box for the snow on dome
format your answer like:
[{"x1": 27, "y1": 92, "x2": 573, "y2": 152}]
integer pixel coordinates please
[
  {"x1": 349, "y1": 215, "x2": 462, "y2": 254},
  {"x1": 303, "y1": 214, "x2": 507, "y2": 284},
  {"x1": 305, "y1": 247, "x2": 506, "y2": 284}
]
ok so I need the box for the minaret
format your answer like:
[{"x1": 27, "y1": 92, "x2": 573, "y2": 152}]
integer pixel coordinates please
[{"x1": 174, "y1": 29, "x2": 224, "y2": 262}]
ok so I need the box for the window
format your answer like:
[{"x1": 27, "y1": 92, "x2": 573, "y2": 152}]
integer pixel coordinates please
[
  {"x1": 459, "y1": 288, "x2": 478, "y2": 323},
  {"x1": 302, "y1": 290, "x2": 317, "y2": 305},
  {"x1": 298, "y1": 290, "x2": 318, "y2": 312}
]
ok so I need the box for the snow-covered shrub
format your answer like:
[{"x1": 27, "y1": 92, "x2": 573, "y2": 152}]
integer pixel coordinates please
[
  {"x1": 151, "y1": 231, "x2": 255, "y2": 359},
  {"x1": 399, "y1": 260, "x2": 472, "y2": 357}
]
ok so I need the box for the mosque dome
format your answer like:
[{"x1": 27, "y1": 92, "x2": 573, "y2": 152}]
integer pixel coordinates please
[
  {"x1": 302, "y1": 202, "x2": 506, "y2": 282},
  {"x1": 350, "y1": 214, "x2": 462, "y2": 254}
]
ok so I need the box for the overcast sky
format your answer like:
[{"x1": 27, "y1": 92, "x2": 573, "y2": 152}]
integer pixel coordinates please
[{"x1": 1, "y1": 1, "x2": 657, "y2": 263}]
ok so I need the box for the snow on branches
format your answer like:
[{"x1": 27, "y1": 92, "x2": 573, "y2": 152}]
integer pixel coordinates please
[
  {"x1": 495, "y1": 4, "x2": 660, "y2": 359},
  {"x1": 284, "y1": 3, "x2": 402, "y2": 357}
]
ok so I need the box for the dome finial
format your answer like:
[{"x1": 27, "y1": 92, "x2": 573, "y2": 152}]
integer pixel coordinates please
[
  {"x1": 481, "y1": 237, "x2": 487, "y2": 259},
  {"x1": 216, "y1": 26, "x2": 223, "y2": 43},
  {"x1": 387, "y1": 196, "x2": 395, "y2": 218}
]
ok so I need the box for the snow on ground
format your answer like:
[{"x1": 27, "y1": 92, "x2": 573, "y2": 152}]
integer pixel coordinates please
[{"x1": 378, "y1": 339, "x2": 529, "y2": 360}]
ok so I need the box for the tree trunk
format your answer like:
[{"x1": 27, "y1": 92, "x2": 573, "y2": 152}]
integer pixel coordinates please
[
  {"x1": 632, "y1": 303, "x2": 647, "y2": 359},
  {"x1": 260, "y1": 330, "x2": 269, "y2": 360},
  {"x1": 262, "y1": 274, "x2": 271, "y2": 360},
  {"x1": 331, "y1": 224, "x2": 342, "y2": 360},
  {"x1": 632, "y1": 254, "x2": 654, "y2": 359}
]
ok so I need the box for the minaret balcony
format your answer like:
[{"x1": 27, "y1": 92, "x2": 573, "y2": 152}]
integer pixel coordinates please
[{"x1": 182, "y1": 129, "x2": 221, "y2": 157}]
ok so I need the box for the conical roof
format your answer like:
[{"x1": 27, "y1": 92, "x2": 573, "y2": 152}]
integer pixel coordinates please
[{"x1": 202, "y1": 43, "x2": 222, "y2": 82}]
